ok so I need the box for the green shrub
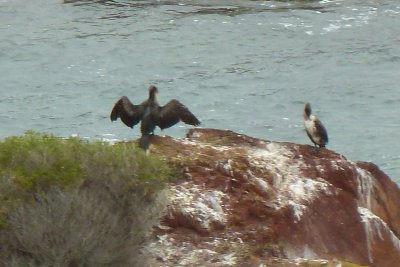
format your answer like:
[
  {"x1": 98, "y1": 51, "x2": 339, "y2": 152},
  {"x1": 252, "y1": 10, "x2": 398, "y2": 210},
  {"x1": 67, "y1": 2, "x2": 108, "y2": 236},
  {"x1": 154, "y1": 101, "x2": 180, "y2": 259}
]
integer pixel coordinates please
[{"x1": 0, "y1": 131, "x2": 176, "y2": 266}]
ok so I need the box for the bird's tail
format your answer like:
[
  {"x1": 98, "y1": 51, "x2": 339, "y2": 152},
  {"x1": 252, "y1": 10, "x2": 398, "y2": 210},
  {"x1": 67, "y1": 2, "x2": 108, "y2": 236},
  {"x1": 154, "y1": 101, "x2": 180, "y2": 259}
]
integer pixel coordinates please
[{"x1": 139, "y1": 135, "x2": 150, "y2": 152}]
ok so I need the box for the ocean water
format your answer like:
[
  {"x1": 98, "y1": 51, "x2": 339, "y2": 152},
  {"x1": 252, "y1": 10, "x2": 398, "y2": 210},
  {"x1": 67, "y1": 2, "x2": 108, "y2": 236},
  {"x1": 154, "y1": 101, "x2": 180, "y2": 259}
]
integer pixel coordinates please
[{"x1": 1, "y1": 0, "x2": 399, "y2": 183}]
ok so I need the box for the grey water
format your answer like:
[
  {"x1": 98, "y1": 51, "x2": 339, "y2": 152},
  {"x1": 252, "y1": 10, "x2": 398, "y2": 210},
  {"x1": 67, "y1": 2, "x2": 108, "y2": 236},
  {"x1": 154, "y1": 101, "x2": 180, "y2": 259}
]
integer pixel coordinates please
[{"x1": 1, "y1": 0, "x2": 399, "y2": 184}]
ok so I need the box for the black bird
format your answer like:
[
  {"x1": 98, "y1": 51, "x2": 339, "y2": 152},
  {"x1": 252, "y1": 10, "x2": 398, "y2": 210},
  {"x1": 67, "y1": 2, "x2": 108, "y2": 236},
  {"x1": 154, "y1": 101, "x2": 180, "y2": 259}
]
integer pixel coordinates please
[
  {"x1": 110, "y1": 85, "x2": 200, "y2": 150},
  {"x1": 303, "y1": 102, "x2": 328, "y2": 149}
]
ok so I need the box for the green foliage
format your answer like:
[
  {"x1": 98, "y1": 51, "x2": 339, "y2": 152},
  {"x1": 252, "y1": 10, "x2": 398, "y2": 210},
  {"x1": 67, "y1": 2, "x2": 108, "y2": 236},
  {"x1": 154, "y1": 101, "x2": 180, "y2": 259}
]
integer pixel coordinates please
[
  {"x1": 0, "y1": 131, "x2": 176, "y2": 266},
  {"x1": 0, "y1": 131, "x2": 174, "y2": 192},
  {"x1": 0, "y1": 131, "x2": 83, "y2": 190}
]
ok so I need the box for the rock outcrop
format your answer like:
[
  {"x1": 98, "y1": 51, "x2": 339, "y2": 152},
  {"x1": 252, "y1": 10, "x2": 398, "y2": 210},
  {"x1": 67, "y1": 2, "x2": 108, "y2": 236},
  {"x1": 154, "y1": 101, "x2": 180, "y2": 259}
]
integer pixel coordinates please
[{"x1": 145, "y1": 128, "x2": 400, "y2": 267}]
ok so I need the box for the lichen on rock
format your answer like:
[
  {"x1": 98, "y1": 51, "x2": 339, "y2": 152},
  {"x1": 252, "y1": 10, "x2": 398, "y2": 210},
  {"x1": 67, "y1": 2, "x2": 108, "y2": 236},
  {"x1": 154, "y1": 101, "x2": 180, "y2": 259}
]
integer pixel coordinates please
[
  {"x1": 147, "y1": 128, "x2": 400, "y2": 267},
  {"x1": 166, "y1": 182, "x2": 228, "y2": 233}
]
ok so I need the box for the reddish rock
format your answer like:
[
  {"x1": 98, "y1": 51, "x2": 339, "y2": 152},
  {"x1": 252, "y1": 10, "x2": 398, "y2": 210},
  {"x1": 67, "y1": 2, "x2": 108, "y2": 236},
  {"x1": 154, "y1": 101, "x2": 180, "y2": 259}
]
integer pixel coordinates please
[{"x1": 145, "y1": 128, "x2": 400, "y2": 267}]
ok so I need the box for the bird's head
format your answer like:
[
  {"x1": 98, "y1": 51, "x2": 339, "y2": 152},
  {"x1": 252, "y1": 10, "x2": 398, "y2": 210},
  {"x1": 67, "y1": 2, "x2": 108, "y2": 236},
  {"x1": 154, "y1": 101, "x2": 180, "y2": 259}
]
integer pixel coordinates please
[
  {"x1": 304, "y1": 102, "x2": 312, "y2": 118},
  {"x1": 149, "y1": 85, "x2": 159, "y2": 100}
]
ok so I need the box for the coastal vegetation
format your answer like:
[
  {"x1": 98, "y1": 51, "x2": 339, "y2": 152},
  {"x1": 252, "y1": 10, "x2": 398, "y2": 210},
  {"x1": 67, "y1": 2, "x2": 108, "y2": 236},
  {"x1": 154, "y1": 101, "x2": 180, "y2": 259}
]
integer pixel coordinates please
[{"x1": 0, "y1": 131, "x2": 175, "y2": 266}]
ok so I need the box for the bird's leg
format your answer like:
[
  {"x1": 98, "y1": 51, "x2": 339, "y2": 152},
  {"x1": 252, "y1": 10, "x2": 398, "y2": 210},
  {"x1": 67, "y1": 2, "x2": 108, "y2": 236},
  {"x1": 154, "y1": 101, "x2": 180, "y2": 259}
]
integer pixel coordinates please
[
  {"x1": 139, "y1": 135, "x2": 151, "y2": 151},
  {"x1": 316, "y1": 145, "x2": 323, "y2": 155},
  {"x1": 313, "y1": 144, "x2": 320, "y2": 155}
]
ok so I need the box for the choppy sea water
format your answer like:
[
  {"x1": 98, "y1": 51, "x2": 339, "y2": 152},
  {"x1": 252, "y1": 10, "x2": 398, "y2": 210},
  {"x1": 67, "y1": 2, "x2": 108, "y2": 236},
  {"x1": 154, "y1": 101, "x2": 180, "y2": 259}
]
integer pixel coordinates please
[{"x1": 1, "y1": 0, "x2": 399, "y2": 183}]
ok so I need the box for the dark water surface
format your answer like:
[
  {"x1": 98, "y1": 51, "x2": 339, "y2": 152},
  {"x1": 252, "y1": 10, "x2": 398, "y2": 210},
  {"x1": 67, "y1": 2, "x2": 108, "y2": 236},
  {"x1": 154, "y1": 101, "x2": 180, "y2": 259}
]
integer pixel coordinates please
[{"x1": 1, "y1": 0, "x2": 400, "y2": 183}]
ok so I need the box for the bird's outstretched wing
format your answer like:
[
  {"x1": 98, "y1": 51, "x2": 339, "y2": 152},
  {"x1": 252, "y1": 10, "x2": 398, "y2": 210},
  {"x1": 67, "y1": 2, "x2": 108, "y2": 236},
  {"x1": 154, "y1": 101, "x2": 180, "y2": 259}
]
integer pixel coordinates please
[
  {"x1": 157, "y1": 99, "x2": 200, "y2": 130},
  {"x1": 110, "y1": 96, "x2": 145, "y2": 128}
]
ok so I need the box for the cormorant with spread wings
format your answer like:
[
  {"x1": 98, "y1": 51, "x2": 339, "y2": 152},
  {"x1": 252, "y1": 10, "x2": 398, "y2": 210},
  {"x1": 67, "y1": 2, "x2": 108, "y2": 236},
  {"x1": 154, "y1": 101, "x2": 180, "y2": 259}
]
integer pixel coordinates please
[{"x1": 110, "y1": 85, "x2": 200, "y2": 150}]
